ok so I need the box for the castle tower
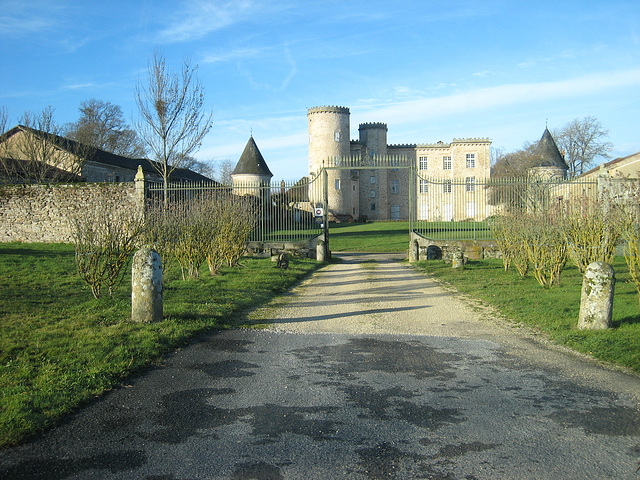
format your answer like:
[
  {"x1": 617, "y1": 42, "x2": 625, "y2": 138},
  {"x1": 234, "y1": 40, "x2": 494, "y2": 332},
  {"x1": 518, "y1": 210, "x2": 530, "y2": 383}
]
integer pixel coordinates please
[
  {"x1": 307, "y1": 106, "x2": 354, "y2": 220},
  {"x1": 358, "y1": 122, "x2": 388, "y2": 159},
  {"x1": 528, "y1": 127, "x2": 569, "y2": 180},
  {"x1": 232, "y1": 136, "x2": 273, "y2": 202}
]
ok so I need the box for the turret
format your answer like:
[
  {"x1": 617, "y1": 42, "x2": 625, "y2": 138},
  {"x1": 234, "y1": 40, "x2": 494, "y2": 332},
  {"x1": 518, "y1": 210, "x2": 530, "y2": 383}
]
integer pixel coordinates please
[
  {"x1": 232, "y1": 136, "x2": 273, "y2": 201},
  {"x1": 307, "y1": 106, "x2": 354, "y2": 219}
]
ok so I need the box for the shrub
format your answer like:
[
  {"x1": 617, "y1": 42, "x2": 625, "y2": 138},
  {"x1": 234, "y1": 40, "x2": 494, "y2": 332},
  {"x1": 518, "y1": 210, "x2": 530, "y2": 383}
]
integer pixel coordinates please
[{"x1": 69, "y1": 190, "x2": 144, "y2": 298}]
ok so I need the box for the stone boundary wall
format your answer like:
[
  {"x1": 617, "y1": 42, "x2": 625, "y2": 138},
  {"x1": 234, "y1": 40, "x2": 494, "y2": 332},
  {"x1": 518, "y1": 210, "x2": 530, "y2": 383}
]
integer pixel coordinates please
[
  {"x1": 409, "y1": 231, "x2": 501, "y2": 262},
  {"x1": 0, "y1": 182, "x2": 141, "y2": 243}
]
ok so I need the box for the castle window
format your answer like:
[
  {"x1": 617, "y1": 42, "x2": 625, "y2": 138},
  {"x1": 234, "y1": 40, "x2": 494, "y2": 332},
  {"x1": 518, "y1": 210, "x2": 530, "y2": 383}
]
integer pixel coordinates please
[
  {"x1": 465, "y1": 176, "x2": 475, "y2": 192},
  {"x1": 419, "y1": 179, "x2": 428, "y2": 193},
  {"x1": 466, "y1": 153, "x2": 476, "y2": 168},
  {"x1": 390, "y1": 179, "x2": 399, "y2": 194},
  {"x1": 370, "y1": 176, "x2": 376, "y2": 184},
  {"x1": 443, "y1": 156, "x2": 452, "y2": 170},
  {"x1": 370, "y1": 189, "x2": 376, "y2": 198},
  {"x1": 334, "y1": 131, "x2": 340, "y2": 142},
  {"x1": 335, "y1": 179, "x2": 340, "y2": 190},
  {"x1": 419, "y1": 156, "x2": 428, "y2": 170},
  {"x1": 443, "y1": 180, "x2": 452, "y2": 193},
  {"x1": 371, "y1": 203, "x2": 376, "y2": 211}
]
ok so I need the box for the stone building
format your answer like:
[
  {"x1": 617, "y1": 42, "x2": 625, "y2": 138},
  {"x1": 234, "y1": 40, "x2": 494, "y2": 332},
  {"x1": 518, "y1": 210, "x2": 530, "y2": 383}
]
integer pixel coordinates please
[
  {"x1": 0, "y1": 125, "x2": 210, "y2": 184},
  {"x1": 307, "y1": 106, "x2": 491, "y2": 221}
]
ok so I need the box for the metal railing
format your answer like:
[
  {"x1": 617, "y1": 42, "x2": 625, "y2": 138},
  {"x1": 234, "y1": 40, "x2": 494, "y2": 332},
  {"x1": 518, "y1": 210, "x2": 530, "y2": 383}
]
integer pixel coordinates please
[
  {"x1": 146, "y1": 177, "x2": 322, "y2": 243},
  {"x1": 413, "y1": 175, "x2": 603, "y2": 241}
]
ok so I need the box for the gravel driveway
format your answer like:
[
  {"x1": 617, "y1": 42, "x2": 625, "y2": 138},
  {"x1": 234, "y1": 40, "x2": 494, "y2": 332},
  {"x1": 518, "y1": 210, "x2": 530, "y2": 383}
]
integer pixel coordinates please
[{"x1": 2, "y1": 252, "x2": 640, "y2": 479}]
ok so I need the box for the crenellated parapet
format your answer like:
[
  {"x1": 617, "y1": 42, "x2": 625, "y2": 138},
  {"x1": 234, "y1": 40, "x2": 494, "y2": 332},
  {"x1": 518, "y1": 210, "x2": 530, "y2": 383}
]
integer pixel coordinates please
[
  {"x1": 451, "y1": 137, "x2": 491, "y2": 144},
  {"x1": 308, "y1": 105, "x2": 350, "y2": 115},
  {"x1": 359, "y1": 122, "x2": 388, "y2": 131},
  {"x1": 389, "y1": 144, "x2": 418, "y2": 149}
]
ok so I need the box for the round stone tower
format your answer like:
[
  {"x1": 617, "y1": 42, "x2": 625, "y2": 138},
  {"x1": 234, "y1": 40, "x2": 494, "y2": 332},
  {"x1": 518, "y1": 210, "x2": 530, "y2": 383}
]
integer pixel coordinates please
[
  {"x1": 307, "y1": 106, "x2": 352, "y2": 218},
  {"x1": 358, "y1": 122, "x2": 388, "y2": 159}
]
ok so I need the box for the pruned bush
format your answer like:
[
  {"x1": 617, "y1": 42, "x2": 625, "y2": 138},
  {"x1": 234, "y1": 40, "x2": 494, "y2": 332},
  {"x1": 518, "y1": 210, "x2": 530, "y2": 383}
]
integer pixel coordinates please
[
  {"x1": 562, "y1": 198, "x2": 620, "y2": 275},
  {"x1": 489, "y1": 210, "x2": 529, "y2": 277},
  {"x1": 523, "y1": 211, "x2": 567, "y2": 288},
  {"x1": 144, "y1": 192, "x2": 258, "y2": 279},
  {"x1": 70, "y1": 190, "x2": 144, "y2": 298}
]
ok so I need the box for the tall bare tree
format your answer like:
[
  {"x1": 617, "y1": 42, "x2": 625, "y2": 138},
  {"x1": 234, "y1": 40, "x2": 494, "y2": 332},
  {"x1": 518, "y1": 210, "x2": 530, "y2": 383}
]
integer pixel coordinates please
[
  {"x1": 64, "y1": 99, "x2": 146, "y2": 158},
  {"x1": 135, "y1": 52, "x2": 213, "y2": 204},
  {"x1": 553, "y1": 116, "x2": 613, "y2": 178}
]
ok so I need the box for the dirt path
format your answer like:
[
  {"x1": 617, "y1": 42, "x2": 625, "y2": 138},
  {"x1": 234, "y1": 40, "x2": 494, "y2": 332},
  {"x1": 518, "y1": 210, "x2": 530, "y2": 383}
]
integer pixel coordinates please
[{"x1": 252, "y1": 252, "x2": 640, "y2": 403}]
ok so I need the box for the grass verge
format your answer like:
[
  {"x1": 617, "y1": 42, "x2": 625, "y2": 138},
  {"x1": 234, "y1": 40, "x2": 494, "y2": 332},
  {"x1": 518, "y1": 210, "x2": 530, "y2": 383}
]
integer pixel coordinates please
[
  {"x1": 413, "y1": 258, "x2": 640, "y2": 373},
  {"x1": 0, "y1": 243, "x2": 322, "y2": 448}
]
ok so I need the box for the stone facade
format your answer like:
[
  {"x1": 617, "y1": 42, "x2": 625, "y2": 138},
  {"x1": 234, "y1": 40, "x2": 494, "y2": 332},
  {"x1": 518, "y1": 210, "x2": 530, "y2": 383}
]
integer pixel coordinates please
[{"x1": 307, "y1": 106, "x2": 491, "y2": 221}]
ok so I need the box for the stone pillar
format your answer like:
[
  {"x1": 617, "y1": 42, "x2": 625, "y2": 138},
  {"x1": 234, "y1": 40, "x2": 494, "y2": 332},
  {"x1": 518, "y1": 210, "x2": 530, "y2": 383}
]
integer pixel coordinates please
[
  {"x1": 132, "y1": 247, "x2": 163, "y2": 323},
  {"x1": 409, "y1": 239, "x2": 419, "y2": 263},
  {"x1": 134, "y1": 165, "x2": 146, "y2": 218},
  {"x1": 578, "y1": 261, "x2": 615, "y2": 330},
  {"x1": 316, "y1": 239, "x2": 327, "y2": 262},
  {"x1": 451, "y1": 250, "x2": 464, "y2": 269}
]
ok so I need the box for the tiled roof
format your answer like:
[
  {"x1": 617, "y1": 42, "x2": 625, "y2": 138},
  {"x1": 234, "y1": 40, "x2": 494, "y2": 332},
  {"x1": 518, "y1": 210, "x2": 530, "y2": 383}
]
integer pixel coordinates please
[
  {"x1": 232, "y1": 136, "x2": 273, "y2": 177},
  {"x1": 537, "y1": 127, "x2": 569, "y2": 170}
]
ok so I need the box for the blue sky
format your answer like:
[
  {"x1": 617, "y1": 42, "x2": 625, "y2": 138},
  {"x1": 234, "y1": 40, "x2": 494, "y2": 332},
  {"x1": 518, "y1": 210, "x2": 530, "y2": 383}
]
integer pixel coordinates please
[{"x1": 1, "y1": 0, "x2": 639, "y2": 180}]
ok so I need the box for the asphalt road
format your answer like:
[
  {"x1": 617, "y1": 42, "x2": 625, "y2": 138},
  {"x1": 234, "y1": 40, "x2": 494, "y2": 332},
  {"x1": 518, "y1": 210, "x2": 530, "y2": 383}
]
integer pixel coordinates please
[{"x1": 1, "y1": 253, "x2": 640, "y2": 479}]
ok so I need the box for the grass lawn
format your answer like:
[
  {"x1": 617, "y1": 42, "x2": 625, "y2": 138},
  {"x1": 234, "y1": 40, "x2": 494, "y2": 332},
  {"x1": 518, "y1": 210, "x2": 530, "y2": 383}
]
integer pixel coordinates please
[
  {"x1": 412, "y1": 258, "x2": 640, "y2": 374},
  {"x1": 328, "y1": 221, "x2": 410, "y2": 253},
  {"x1": 0, "y1": 243, "x2": 322, "y2": 448}
]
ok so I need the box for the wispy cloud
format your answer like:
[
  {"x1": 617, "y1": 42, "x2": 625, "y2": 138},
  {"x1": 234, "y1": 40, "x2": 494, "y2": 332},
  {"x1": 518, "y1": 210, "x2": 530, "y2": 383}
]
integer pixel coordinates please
[
  {"x1": 0, "y1": 1, "x2": 59, "y2": 36},
  {"x1": 354, "y1": 68, "x2": 640, "y2": 124},
  {"x1": 202, "y1": 47, "x2": 265, "y2": 64},
  {"x1": 158, "y1": 0, "x2": 259, "y2": 43}
]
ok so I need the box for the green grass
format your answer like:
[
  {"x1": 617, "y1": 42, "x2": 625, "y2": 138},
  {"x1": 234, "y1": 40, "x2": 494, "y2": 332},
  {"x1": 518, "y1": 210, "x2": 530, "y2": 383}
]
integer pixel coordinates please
[
  {"x1": 414, "y1": 220, "x2": 493, "y2": 241},
  {"x1": 328, "y1": 221, "x2": 409, "y2": 252},
  {"x1": 0, "y1": 243, "x2": 322, "y2": 448},
  {"x1": 413, "y1": 257, "x2": 640, "y2": 373}
]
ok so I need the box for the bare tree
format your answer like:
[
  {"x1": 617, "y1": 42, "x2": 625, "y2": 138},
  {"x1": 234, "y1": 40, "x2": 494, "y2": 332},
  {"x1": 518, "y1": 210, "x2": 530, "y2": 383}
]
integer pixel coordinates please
[
  {"x1": 0, "y1": 106, "x2": 7, "y2": 134},
  {"x1": 553, "y1": 116, "x2": 613, "y2": 178},
  {"x1": 135, "y1": 52, "x2": 213, "y2": 204},
  {"x1": 182, "y1": 156, "x2": 216, "y2": 179},
  {"x1": 213, "y1": 158, "x2": 235, "y2": 184},
  {"x1": 64, "y1": 99, "x2": 146, "y2": 158}
]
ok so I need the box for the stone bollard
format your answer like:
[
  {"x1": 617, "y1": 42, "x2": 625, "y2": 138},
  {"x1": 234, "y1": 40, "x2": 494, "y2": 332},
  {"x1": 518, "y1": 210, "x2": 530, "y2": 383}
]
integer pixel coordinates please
[
  {"x1": 316, "y1": 239, "x2": 327, "y2": 262},
  {"x1": 131, "y1": 247, "x2": 163, "y2": 323},
  {"x1": 578, "y1": 261, "x2": 615, "y2": 330},
  {"x1": 451, "y1": 250, "x2": 464, "y2": 269}
]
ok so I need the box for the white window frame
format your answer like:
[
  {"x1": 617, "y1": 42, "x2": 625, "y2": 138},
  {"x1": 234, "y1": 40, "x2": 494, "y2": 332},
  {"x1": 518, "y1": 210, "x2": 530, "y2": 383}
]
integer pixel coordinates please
[
  {"x1": 419, "y1": 156, "x2": 428, "y2": 170},
  {"x1": 466, "y1": 153, "x2": 476, "y2": 169},
  {"x1": 443, "y1": 156, "x2": 452, "y2": 170},
  {"x1": 443, "y1": 180, "x2": 452, "y2": 193},
  {"x1": 419, "y1": 179, "x2": 428, "y2": 193}
]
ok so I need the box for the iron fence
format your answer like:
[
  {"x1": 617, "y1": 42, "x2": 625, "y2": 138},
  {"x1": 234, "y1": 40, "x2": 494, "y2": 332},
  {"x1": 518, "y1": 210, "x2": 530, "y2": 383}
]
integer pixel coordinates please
[
  {"x1": 412, "y1": 174, "x2": 610, "y2": 241},
  {"x1": 146, "y1": 177, "x2": 322, "y2": 243}
]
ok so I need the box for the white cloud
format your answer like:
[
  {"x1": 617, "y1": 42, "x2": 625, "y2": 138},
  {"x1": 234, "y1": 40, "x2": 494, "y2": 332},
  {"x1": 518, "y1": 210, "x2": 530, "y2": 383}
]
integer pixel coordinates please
[{"x1": 353, "y1": 68, "x2": 640, "y2": 126}]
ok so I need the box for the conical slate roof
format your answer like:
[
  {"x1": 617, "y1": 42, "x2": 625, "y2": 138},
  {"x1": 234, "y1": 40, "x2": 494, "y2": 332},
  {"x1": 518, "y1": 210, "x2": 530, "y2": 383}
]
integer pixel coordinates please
[
  {"x1": 536, "y1": 127, "x2": 569, "y2": 170},
  {"x1": 232, "y1": 136, "x2": 273, "y2": 177}
]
